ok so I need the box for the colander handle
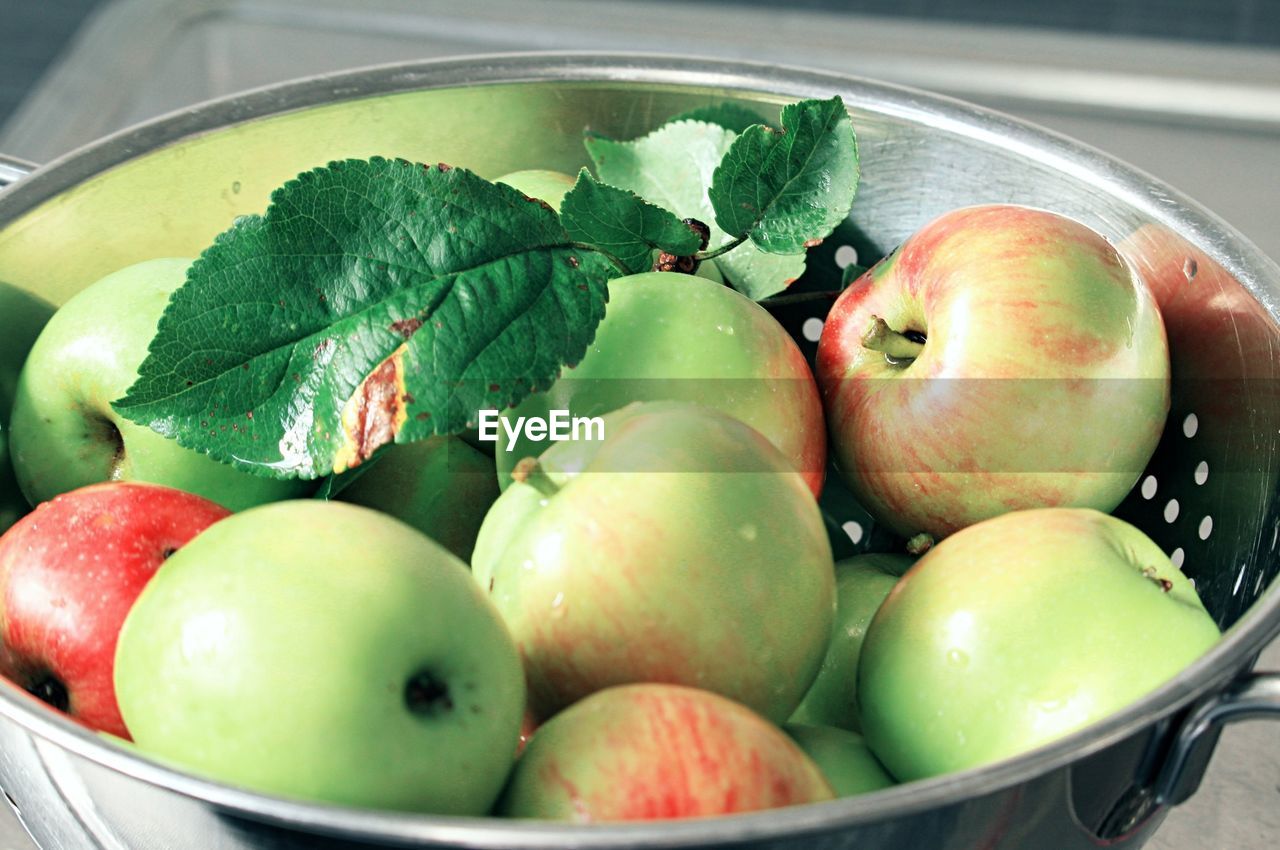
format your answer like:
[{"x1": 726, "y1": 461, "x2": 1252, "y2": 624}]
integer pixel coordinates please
[
  {"x1": 0, "y1": 154, "x2": 36, "y2": 189},
  {"x1": 1153, "y1": 670, "x2": 1280, "y2": 806}
]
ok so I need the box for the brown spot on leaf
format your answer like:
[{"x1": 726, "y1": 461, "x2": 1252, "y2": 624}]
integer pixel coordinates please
[
  {"x1": 313, "y1": 338, "x2": 334, "y2": 361},
  {"x1": 804, "y1": 238, "x2": 823, "y2": 248},
  {"x1": 333, "y1": 349, "x2": 409, "y2": 472},
  {"x1": 567, "y1": 256, "x2": 580, "y2": 268},
  {"x1": 437, "y1": 163, "x2": 452, "y2": 172},
  {"x1": 390, "y1": 317, "x2": 423, "y2": 339},
  {"x1": 415, "y1": 412, "x2": 431, "y2": 421},
  {"x1": 246, "y1": 411, "x2": 253, "y2": 420},
  {"x1": 489, "y1": 383, "x2": 501, "y2": 392}
]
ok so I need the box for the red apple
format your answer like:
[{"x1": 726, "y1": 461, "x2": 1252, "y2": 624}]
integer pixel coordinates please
[
  {"x1": 816, "y1": 204, "x2": 1170, "y2": 540},
  {"x1": 497, "y1": 683, "x2": 833, "y2": 821},
  {"x1": 1116, "y1": 224, "x2": 1280, "y2": 577},
  {"x1": 0, "y1": 482, "x2": 230, "y2": 737}
]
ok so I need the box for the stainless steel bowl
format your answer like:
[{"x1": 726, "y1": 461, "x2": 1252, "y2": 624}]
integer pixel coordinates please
[{"x1": 0, "y1": 53, "x2": 1278, "y2": 850}]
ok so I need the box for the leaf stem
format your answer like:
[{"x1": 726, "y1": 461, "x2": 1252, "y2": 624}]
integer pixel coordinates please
[
  {"x1": 694, "y1": 236, "x2": 747, "y2": 262},
  {"x1": 569, "y1": 242, "x2": 632, "y2": 276}
]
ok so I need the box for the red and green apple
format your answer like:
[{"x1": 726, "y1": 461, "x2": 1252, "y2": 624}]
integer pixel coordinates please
[
  {"x1": 816, "y1": 205, "x2": 1170, "y2": 540},
  {"x1": 498, "y1": 683, "x2": 834, "y2": 821},
  {"x1": 0, "y1": 482, "x2": 229, "y2": 737},
  {"x1": 474, "y1": 401, "x2": 835, "y2": 722}
]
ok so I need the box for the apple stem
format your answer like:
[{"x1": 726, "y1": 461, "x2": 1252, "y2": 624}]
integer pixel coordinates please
[
  {"x1": 511, "y1": 457, "x2": 560, "y2": 498},
  {"x1": 861, "y1": 316, "x2": 925, "y2": 363},
  {"x1": 906, "y1": 532, "x2": 935, "y2": 556}
]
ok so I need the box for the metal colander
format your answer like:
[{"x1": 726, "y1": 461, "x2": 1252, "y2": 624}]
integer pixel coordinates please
[{"x1": 0, "y1": 54, "x2": 1277, "y2": 850}]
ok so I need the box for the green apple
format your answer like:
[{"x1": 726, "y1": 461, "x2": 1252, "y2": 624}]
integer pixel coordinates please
[
  {"x1": 498, "y1": 684, "x2": 834, "y2": 821},
  {"x1": 7, "y1": 258, "x2": 310, "y2": 511},
  {"x1": 0, "y1": 281, "x2": 55, "y2": 531},
  {"x1": 495, "y1": 169, "x2": 576, "y2": 209},
  {"x1": 789, "y1": 553, "x2": 913, "y2": 732},
  {"x1": 337, "y1": 436, "x2": 499, "y2": 562},
  {"x1": 114, "y1": 499, "x2": 525, "y2": 814},
  {"x1": 858, "y1": 507, "x2": 1221, "y2": 781},
  {"x1": 474, "y1": 401, "x2": 835, "y2": 723},
  {"x1": 493, "y1": 271, "x2": 826, "y2": 496},
  {"x1": 783, "y1": 723, "x2": 896, "y2": 797}
]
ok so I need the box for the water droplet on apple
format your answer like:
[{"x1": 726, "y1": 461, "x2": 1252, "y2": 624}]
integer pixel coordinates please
[
  {"x1": 550, "y1": 591, "x2": 567, "y2": 619},
  {"x1": 739, "y1": 523, "x2": 758, "y2": 542},
  {"x1": 946, "y1": 648, "x2": 969, "y2": 668}
]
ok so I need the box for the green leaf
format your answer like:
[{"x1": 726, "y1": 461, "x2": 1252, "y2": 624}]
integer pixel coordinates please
[
  {"x1": 559, "y1": 169, "x2": 701, "y2": 275},
  {"x1": 709, "y1": 96, "x2": 859, "y2": 255},
  {"x1": 586, "y1": 121, "x2": 805, "y2": 300},
  {"x1": 841, "y1": 262, "x2": 869, "y2": 287},
  {"x1": 312, "y1": 451, "x2": 382, "y2": 500},
  {"x1": 665, "y1": 102, "x2": 770, "y2": 135},
  {"x1": 114, "y1": 158, "x2": 613, "y2": 479}
]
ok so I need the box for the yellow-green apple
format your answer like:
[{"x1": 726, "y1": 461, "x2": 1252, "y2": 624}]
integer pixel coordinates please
[
  {"x1": 0, "y1": 282, "x2": 55, "y2": 532},
  {"x1": 337, "y1": 436, "x2": 499, "y2": 562},
  {"x1": 495, "y1": 272, "x2": 826, "y2": 496},
  {"x1": 783, "y1": 723, "x2": 896, "y2": 797},
  {"x1": 474, "y1": 402, "x2": 835, "y2": 722},
  {"x1": 858, "y1": 507, "x2": 1220, "y2": 781},
  {"x1": 495, "y1": 169, "x2": 576, "y2": 209},
  {"x1": 0, "y1": 482, "x2": 229, "y2": 737},
  {"x1": 113, "y1": 499, "x2": 525, "y2": 814},
  {"x1": 497, "y1": 683, "x2": 833, "y2": 821},
  {"x1": 789, "y1": 553, "x2": 912, "y2": 732},
  {"x1": 816, "y1": 205, "x2": 1170, "y2": 540},
  {"x1": 8, "y1": 258, "x2": 311, "y2": 511}
]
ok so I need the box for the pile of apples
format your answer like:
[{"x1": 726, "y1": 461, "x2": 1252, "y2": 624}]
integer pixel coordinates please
[{"x1": 0, "y1": 168, "x2": 1221, "y2": 822}]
